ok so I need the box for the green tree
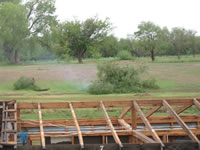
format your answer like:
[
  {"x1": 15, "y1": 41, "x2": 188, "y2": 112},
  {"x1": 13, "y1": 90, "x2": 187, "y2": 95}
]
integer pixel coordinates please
[
  {"x1": 134, "y1": 21, "x2": 161, "y2": 61},
  {"x1": 0, "y1": 2, "x2": 29, "y2": 63},
  {"x1": 26, "y1": 0, "x2": 56, "y2": 35},
  {"x1": 170, "y1": 27, "x2": 187, "y2": 59},
  {"x1": 99, "y1": 35, "x2": 119, "y2": 57},
  {"x1": 0, "y1": 0, "x2": 56, "y2": 64},
  {"x1": 52, "y1": 17, "x2": 112, "y2": 63},
  {"x1": 185, "y1": 30, "x2": 197, "y2": 57}
]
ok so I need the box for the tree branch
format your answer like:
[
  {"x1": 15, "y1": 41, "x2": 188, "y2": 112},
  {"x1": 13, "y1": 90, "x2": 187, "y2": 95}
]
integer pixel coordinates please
[{"x1": 27, "y1": 0, "x2": 39, "y2": 19}]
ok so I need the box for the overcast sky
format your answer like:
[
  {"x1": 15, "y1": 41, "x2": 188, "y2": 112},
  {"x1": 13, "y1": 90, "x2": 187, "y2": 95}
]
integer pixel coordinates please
[{"x1": 55, "y1": 0, "x2": 200, "y2": 38}]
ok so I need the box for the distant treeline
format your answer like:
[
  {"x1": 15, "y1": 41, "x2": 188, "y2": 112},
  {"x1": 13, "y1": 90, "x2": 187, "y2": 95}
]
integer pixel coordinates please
[{"x1": 0, "y1": 0, "x2": 200, "y2": 64}]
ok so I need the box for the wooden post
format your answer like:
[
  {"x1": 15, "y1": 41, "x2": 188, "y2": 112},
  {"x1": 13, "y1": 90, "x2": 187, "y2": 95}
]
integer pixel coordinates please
[
  {"x1": 37, "y1": 103, "x2": 45, "y2": 149},
  {"x1": 17, "y1": 109, "x2": 21, "y2": 132},
  {"x1": 131, "y1": 101, "x2": 137, "y2": 144},
  {"x1": 100, "y1": 101, "x2": 123, "y2": 148},
  {"x1": 133, "y1": 101, "x2": 164, "y2": 147},
  {"x1": 118, "y1": 119, "x2": 155, "y2": 143},
  {"x1": 69, "y1": 102, "x2": 84, "y2": 149},
  {"x1": 163, "y1": 99, "x2": 200, "y2": 144}
]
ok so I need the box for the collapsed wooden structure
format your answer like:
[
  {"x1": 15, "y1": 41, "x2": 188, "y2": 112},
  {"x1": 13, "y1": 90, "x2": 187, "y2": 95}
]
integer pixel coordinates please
[{"x1": 1, "y1": 98, "x2": 200, "y2": 149}]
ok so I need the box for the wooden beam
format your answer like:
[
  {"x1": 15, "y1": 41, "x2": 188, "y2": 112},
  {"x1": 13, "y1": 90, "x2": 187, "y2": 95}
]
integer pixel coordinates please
[
  {"x1": 17, "y1": 98, "x2": 195, "y2": 109},
  {"x1": 100, "y1": 101, "x2": 123, "y2": 148},
  {"x1": 133, "y1": 101, "x2": 164, "y2": 147},
  {"x1": 163, "y1": 99, "x2": 200, "y2": 144},
  {"x1": 119, "y1": 106, "x2": 131, "y2": 119},
  {"x1": 194, "y1": 98, "x2": 200, "y2": 110},
  {"x1": 145, "y1": 105, "x2": 162, "y2": 118},
  {"x1": 176, "y1": 104, "x2": 193, "y2": 114},
  {"x1": 131, "y1": 102, "x2": 137, "y2": 143},
  {"x1": 118, "y1": 119, "x2": 155, "y2": 143},
  {"x1": 37, "y1": 103, "x2": 45, "y2": 149},
  {"x1": 69, "y1": 102, "x2": 84, "y2": 149}
]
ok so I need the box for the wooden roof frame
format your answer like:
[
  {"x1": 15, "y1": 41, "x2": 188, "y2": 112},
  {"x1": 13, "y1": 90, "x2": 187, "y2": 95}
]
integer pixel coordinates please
[{"x1": 14, "y1": 98, "x2": 200, "y2": 147}]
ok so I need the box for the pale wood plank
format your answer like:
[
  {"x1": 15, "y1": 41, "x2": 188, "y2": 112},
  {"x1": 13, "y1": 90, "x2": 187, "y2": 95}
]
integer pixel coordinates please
[
  {"x1": 163, "y1": 99, "x2": 200, "y2": 144},
  {"x1": 118, "y1": 119, "x2": 155, "y2": 143},
  {"x1": 133, "y1": 101, "x2": 164, "y2": 147},
  {"x1": 69, "y1": 102, "x2": 84, "y2": 149},
  {"x1": 38, "y1": 103, "x2": 46, "y2": 149},
  {"x1": 194, "y1": 98, "x2": 200, "y2": 110},
  {"x1": 100, "y1": 101, "x2": 123, "y2": 148}
]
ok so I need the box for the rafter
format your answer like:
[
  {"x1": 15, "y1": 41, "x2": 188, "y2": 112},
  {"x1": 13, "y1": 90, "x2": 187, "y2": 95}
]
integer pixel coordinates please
[
  {"x1": 176, "y1": 104, "x2": 193, "y2": 114},
  {"x1": 145, "y1": 105, "x2": 162, "y2": 118},
  {"x1": 193, "y1": 98, "x2": 200, "y2": 110},
  {"x1": 100, "y1": 101, "x2": 123, "y2": 148},
  {"x1": 118, "y1": 119, "x2": 155, "y2": 143},
  {"x1": 133, "y1": 101, "x2": 164, "y2": 147},
  {"x1": 37, "y1": 103, "x2": 45, "y2": 149},
  {"x1": 119, "y1": 106, "x2": 131, "y2": 119},
  {"x1": 69, "y1": 102, "x2": 84, "y2": 149},
  {"x1": 162, "y1": 99, "x2": 200, "y2": 144}
]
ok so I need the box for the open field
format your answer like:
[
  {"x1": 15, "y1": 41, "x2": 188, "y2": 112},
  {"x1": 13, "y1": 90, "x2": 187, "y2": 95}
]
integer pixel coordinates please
[{"x1": 0, "y1": 57, "x2": 200, "y2": 119}]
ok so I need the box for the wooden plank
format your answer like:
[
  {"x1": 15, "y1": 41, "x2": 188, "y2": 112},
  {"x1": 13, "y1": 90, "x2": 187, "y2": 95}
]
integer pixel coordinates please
[
  {"x1": 176, "y1": 104, "x2": 193, "y2": 114},
  {"x1": 1, "y1": 102, "x2": 5, "y2": 143},
  {"x1": 118, "y1": 119, "x2": 155, "y2": 143},
  {"x1": 38, "y1": 103, "x2": 46, "y2": 149},
  {"x1": 17, "y1": 98, "x2": 195, "y2": 109},
  {"x1": 100, "y1": 101, "x2": 123, "y2": 148},
  {"x1": 119, "y1": 106, "x2": 131, "y2": 119},
  {"x1": 194, "y1": 98, "x2": 200, "y2": 110},
  {"x1": 145, "y1": 105, "x2": 162, "y2": 118},
  {"x1": 162, "y1": 99, "x2": 200, "y2": 144},
  {"x1": 69, "y1": 102, "x2": 84, "y2": 149},
  {"x1": 133, "y1": 101, "x2": 164, "y2": 147}
]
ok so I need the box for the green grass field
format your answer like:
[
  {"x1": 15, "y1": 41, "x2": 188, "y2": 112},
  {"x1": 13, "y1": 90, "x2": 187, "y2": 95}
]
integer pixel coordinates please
[{"x1": 0, "y1": 56, "x2": 200, "y2": 119}]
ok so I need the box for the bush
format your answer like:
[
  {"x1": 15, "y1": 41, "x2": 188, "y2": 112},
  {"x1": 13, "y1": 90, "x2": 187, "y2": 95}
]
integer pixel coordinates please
[
  {"x1": 142, "y1": 79, "x2": 159, "y2": 89},
  {"x1": 88, "y1": 81, "x2": 113, "y2": 94},
  {"x1": 88, "y1": 63, "x2": 159, "y2": 94},
  {"x1": 117, "y1": 50, "x2": 133, "y2": 60},
  {"x1": 14, "y1": 76, "x2": 42, "y2": 91},
  {"x1": 14, "y1": 76, "x2": 35, "y2": 90}
]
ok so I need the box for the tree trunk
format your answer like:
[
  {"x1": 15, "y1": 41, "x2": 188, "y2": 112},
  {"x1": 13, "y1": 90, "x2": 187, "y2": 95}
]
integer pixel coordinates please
[
  {"x1": 3, "y1": 43, "x2": 16, "y2": 64},
  {"x1": 177, "y1": 50, "x2": 181, "y2": 59},
  {"x1": 151, "y1": 50, "x2": 155, "y2": 62},
  {"x1": 192, "y1": 49, "x2": 196, "y2": 58},
  {"x1": 78, "y1": 55, "x2": 83, "y2": 63},
  {"x1": 14, "y1": 49, "x2": 20, "y2": 64}
]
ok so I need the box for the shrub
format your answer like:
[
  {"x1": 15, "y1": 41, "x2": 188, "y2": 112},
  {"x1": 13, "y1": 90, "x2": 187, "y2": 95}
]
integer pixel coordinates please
[
  {"x1": 117, "y1": 50, "x2": 133, "y2": 60},
  {"x1": 142, "y1": 79, "x2": 159, "y2": 89},
  {"x1": 14, "y1": 76, "x2": 35, "y2": 90},
  {"x1": 88, "y1": 63, "x2": 159, "y2": 94},
  {"x1": 88, "y1": 81, "x2": 113, "y2": 94},
  {"x1": 88, "y1": 63, "x2": 145, "y2": 94},
  {"x1": 14, "y1": 76, "x2": 43, "y2": 91}
]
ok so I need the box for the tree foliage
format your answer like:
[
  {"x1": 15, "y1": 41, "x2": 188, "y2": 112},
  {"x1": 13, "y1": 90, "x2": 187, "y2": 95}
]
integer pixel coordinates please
[
  {"x1": 0, "y1": 0, "x2": 56, "y2": 64},
  {"x1": 134, "y1": 21, "x2": 161, "y2": 61},
  {"x1": 52, "y1": 17, "x2": 112, "y2": 63},
  {"x1": 0, "y1": 2, "x2": 28, "y2": 63}
]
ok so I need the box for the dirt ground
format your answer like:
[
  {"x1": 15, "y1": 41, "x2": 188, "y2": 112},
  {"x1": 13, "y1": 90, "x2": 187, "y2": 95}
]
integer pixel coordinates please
[
  {"x1": 0, "y1": 61, "x2": 200, "y2": 92},
  {"x1": 0, "y1": 64, "x2": 98, "y2": 82}
]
